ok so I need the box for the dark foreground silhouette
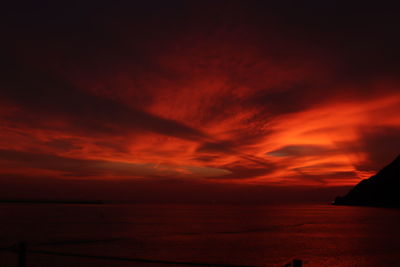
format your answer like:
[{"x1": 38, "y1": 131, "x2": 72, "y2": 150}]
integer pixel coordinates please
[
  {"x1": 3, "y1": 242, "x2": 302, "y2": 267},
  {"x1": 333, "y1": 154, "x2": 400, "y2": 208}
]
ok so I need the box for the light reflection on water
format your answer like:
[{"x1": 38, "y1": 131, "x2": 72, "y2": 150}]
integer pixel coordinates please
[{"x1": 1, "y1": 203, "x2": 400, "y2": 266}]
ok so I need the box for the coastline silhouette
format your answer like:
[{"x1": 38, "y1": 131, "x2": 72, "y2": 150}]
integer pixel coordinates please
[{"x1": 333, "y1": 154, "x2": 400, "y2": 207}]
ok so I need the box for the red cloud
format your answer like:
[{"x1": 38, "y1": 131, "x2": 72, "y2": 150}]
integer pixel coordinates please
[{"x1": 0, "y1": 1, "x2": 399, "y2": 202}]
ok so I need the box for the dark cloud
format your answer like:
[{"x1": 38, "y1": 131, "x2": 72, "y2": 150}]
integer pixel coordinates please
[
  {"x1": 0, "y1": 149, "x2": 233, "y2": 179},
  {"x1": 0, "y1": 59, "x2": 208, "y2": 141},
  {"x1": 0, "y1": 149, "x2": 157, "y2": 177},
  {"x1": 208, "y1": 161, "x2": 279, "y2": 180},
  {"x1": 344, "y1": 127, "x2": 400, "y2": 172},
  {"x1": 293, "y1": 162, "x2": 350, "y2": 171},
  {"x1": 247, "y1": 83, "x2": 326, "y2": 116},
  {"x1": 93, "y1": 141, "x2": 130, "y2": 154},
  {"x1": 196, "y1": 140, "x2": 276, "y2": 169},
  {"x1": 0, "y1": 172, "x2": 351, "y2": 204},
  {"x1": 268, "y1": 145, "x2": 337, "y2": 157},
  {"x1": 290, "y1": 171, "x2": 359, "y2": 185},
  {"x1": 42, "y1": 138, "x2": 80, "y2": 151},
  {"x1": 360, "y1": 127, "x2": 400, "y2": 167},
  {"x1": 193, "y1": 155, "x2": 222, "y2": 162},
  {"x1": 197, "y1": 141, "x2": 234, "y2": 153}
]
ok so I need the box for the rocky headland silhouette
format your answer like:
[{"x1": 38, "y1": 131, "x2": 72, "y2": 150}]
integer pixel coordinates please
[{"x1": 333, "y1": 155, "x2": 400, "y2": 208}]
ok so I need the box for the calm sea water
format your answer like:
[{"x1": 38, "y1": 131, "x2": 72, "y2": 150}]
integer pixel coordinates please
[{"x1": 1, "y1": 203, "x2": 400, "y2": 267}]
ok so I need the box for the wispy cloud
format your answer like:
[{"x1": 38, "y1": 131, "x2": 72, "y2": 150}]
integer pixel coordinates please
[{"x1": 0, "y1": 1, "x2": 399, "y2": 192}]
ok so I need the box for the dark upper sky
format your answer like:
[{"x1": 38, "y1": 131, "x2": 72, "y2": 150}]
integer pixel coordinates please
[{"x1": 0, "y1": 1, "x2": 399, "y2": 202}]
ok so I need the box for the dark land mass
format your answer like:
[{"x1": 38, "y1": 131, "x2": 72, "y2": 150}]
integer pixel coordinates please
[
  {"x1": 0, "y1": 199, "x2": 104, "y2": 204},
  {"x1": 333, "y1": 155, "x2": 400, "y2": 208}
]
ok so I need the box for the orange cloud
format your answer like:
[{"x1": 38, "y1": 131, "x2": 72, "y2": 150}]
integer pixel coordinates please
[{"x1": 1, "y1": 1, "x2": 399, "y2": 198}]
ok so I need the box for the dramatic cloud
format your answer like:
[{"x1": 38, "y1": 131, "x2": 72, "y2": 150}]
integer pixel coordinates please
[{"x1": 0, "y1": 1, "x2": 399, "y2": 201}]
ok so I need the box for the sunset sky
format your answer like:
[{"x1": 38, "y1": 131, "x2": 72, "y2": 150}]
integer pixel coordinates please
[{"x1": 1, "y1": 1, "x2": 399, "y2": 202}]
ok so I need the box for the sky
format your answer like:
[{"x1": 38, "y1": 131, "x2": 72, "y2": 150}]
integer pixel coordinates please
[{"x1": 0, "y1": 1, "x2": 399, "y2": 203}]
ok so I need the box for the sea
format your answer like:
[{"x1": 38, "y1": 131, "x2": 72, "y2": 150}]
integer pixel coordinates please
[{"x1": 1, "y1": 203, "x2": 400, "y2": 267}]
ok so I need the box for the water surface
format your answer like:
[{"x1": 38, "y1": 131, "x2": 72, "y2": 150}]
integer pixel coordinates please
[{"x1": 1, "y1": 203, "x2": 400, "y2": 266}]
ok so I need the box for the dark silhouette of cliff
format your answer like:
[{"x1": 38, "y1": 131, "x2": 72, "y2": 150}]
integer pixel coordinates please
[{"x1": 333, "y1": 154, "x2": 400, "y2": 207}]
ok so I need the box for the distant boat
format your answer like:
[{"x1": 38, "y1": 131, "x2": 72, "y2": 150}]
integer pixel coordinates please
[{"x1": 333, "y1": 154, "x2": 400, "y2": 208}]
